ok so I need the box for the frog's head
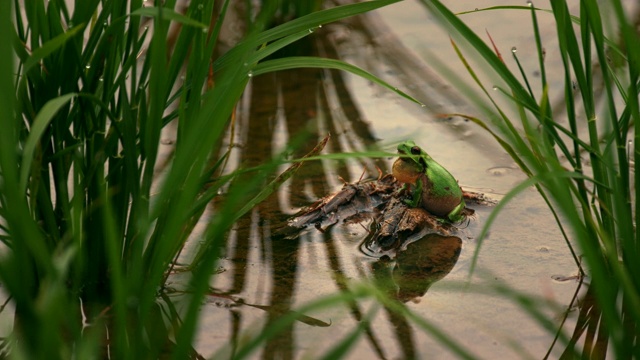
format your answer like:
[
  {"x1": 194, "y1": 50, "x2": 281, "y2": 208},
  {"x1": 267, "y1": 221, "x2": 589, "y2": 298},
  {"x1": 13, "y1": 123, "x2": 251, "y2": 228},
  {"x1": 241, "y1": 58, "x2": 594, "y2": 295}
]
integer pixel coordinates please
[{"x1": 397, "y1": 140, "x2": 428, "y2": 170}]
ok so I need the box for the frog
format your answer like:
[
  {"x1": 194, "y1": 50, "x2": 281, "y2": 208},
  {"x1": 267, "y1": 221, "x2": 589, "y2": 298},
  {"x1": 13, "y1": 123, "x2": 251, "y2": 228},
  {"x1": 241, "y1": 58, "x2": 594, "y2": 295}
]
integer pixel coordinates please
[{"x1": 392, "y1": 140, "x2": 466, "y2": 223}]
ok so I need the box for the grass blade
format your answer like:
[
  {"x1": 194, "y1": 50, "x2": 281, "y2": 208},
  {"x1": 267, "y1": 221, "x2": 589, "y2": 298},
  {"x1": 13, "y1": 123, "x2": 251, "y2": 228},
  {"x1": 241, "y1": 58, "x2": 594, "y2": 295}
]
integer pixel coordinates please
[
  {"x1": 19, "y1": 93, "x2": 76, "y2": 194},
  {"x1": 252, "y1": 57, "x2": 423, "y2": 106}
]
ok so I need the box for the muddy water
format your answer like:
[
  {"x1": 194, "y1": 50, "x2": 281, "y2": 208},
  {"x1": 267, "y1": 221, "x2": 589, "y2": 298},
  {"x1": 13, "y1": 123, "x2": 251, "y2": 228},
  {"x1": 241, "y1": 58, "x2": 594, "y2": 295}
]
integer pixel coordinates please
[{"x1": 189, "y1": 1, "x2": 584, "y2": 359}]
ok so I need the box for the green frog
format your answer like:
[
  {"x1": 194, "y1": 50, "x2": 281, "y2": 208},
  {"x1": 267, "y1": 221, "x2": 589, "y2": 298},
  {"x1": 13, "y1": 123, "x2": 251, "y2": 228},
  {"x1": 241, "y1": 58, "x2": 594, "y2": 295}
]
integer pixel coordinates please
[{"x1": 392, "y1": 140, "x2": 465, "y2": 222}]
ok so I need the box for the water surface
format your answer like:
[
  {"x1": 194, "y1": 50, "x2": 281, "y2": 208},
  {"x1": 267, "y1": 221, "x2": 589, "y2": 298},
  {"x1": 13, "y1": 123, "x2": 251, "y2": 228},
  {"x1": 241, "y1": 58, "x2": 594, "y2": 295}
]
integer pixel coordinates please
[{"x1": 184, "y1": 1, "x2": 585, "y2": 358}]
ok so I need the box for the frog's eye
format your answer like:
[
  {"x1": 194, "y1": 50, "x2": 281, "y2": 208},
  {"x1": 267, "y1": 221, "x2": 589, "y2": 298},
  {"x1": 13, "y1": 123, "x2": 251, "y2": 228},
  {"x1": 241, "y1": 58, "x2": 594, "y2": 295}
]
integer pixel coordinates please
[{"x1": 410, "y1": 146, "x2": 421, "y2": 155}]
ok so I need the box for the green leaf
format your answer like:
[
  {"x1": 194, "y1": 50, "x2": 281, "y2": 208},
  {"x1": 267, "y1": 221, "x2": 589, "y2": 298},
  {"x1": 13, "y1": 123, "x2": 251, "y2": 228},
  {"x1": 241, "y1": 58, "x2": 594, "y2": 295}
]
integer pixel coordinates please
[
  {"x1": 215, "y1": 0, "x2": 402, "y2": 70},
  {"x1": 23, "y1": 24, "x2": 84, "y2": 74},
  {"x1": 130, "y1": 6, "x2": 207, "y2": 29},
  {"x1": 233, "y1": 134, "x2": 331, "y2": 222},
  {"x1": 252, "y1": 57, "x2": 424, "y2": 106},
  {"x1": 19, "y1": 93, "x2": 76, "y2": 194},
  {"x1": 318, "y1": 308, "x2": 374, "y2": 360}
]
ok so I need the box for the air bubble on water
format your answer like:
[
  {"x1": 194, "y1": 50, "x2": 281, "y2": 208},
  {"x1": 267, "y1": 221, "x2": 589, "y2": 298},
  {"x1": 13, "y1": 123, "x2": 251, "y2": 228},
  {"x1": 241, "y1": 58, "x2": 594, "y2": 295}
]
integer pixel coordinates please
[
  {"x1": 421, "y1": 104, "x2": 426, "y2": 108},
  {"x1": 511, "y1": 46, "x2": 517, "y2": 53},
  {"x1": 475, "y1": 8, "x2": 479, "y2": 11},
  {"x1": 487, "y1": 166, "x2": 510, "y2": 176},
  {"x1": 492, "y1": 86, "x2": 498, "y2": 91}
]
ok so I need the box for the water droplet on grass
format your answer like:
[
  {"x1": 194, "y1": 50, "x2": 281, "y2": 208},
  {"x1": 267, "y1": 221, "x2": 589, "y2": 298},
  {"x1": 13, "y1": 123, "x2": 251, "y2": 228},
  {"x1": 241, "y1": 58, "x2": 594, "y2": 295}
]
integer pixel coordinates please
[{"x1": 511, "y1": 46, "x2": 517, "y2": 53}]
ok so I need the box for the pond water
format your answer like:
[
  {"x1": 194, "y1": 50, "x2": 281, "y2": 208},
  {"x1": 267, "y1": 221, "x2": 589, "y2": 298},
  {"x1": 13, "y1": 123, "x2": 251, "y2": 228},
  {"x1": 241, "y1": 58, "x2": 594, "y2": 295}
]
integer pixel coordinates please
[{"x1": 176, "y1": 1, "x2": 591, "y2": 358}]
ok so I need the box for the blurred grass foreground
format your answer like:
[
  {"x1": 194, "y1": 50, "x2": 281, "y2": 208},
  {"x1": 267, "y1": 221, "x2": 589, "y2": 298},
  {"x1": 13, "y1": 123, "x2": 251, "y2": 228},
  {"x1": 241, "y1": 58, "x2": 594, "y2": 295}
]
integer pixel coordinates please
[
  {"x1": 0, "y1": 0, "x2": 411, "y2": 358},
  {"x1": 421, "y1": 0, "x2": 640, "y2": 358},
  {"x1": 2, "y1": 0, "x2": 640, "y2": 358}
]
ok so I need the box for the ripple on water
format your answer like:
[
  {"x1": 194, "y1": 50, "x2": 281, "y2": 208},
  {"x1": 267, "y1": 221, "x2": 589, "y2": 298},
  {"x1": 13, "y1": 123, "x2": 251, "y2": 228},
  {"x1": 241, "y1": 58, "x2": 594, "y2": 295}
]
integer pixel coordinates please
[{"x1": 486, "y1": 166, "x2": 514, "y2": 176}]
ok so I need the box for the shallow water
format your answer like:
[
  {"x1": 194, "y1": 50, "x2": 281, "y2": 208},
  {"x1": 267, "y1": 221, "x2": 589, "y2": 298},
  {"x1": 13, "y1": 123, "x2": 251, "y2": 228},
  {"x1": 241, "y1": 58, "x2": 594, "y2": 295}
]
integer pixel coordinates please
[{"x1": 183, "y1": 1, "x2": 594, "y2": 358}]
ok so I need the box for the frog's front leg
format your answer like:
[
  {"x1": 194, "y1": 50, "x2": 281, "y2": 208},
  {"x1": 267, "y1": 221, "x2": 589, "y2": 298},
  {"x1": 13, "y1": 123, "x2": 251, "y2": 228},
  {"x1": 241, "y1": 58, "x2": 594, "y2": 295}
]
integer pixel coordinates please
[
  {"x1": 404, "y1": 178, "x2": 422, "y2": 208},
  {"x1": 446, "y1": 200, "x2": 466, "y2": 223}
]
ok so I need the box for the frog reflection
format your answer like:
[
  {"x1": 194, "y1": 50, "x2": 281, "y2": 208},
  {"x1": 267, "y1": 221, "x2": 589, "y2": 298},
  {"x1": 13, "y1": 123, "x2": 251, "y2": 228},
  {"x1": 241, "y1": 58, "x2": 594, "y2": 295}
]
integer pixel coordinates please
[{"x1": 371, "y1": 233, "x2": 462, "y2": 303}]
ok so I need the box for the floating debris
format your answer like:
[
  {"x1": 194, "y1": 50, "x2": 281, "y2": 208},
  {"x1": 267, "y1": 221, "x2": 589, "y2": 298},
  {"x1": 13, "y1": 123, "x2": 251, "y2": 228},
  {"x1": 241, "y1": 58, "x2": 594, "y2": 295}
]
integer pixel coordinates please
[{"x1": 288, "y1": 173, "x2": 494, "y2": 256}]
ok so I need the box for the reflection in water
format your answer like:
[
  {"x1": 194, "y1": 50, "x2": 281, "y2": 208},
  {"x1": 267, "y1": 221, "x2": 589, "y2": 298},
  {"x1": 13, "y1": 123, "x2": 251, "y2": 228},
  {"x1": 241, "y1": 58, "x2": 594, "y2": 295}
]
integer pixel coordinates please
[
  {"x1": 181, "y1": 3, "x2": 618, "y2": 359},
  {"x1": 207, "y1": 25, "x2": 390, "y2": 357},
  {"x1": 392, "y1": 234, "x2": 462, "y2": 303},
  {"x1": 371, "y1": 234, "x2": 462, "y2": 359},
  {"x1": 197, "y1": 7, "x2": 467, "y2": 359},
  {"x1": 224, "y1": 29, "x2": 364, "y2": 357}
]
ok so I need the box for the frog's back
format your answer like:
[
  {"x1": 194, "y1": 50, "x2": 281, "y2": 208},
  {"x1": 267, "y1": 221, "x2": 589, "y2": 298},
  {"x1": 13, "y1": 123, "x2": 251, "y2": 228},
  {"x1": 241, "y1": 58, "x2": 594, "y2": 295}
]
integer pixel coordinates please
[
  {"x1": 422, "y1": 160, "x2": 463, "y2": 217},
  {"x1": 426, "y1": 161, "x2": 463, "y2": 196}
]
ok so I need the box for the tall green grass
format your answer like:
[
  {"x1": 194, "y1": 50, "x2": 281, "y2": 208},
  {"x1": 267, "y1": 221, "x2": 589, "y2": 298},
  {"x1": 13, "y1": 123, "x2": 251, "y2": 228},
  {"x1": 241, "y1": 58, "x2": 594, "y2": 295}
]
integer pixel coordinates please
[
  {"x1": 420, "y1": 0, "x2": 640, "y2": 357},
  {"x1": 0, "y1": 0, "x2": 419, "y2": 358}
]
